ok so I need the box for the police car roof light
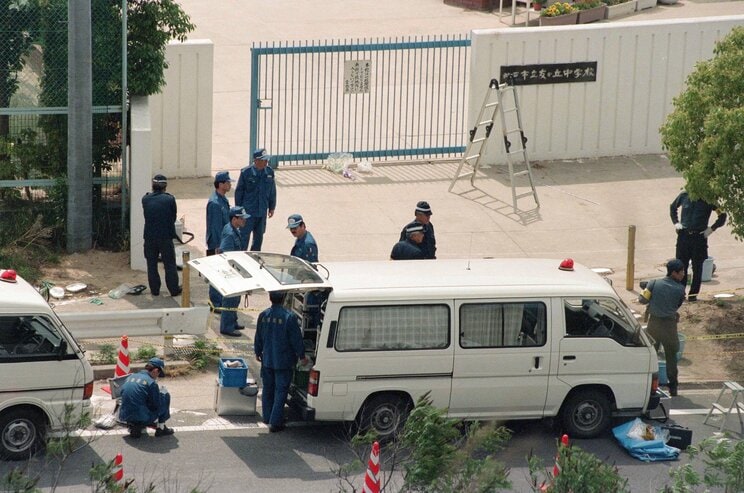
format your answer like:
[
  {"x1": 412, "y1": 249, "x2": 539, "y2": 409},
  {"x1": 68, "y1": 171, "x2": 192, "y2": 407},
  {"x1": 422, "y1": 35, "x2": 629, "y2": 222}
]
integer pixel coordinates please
[
  {"x1": 558, "y1": 259, "x2": 574, "y2": 271},
  {"x1": 0, "y1": 269, "x2": 18, "y2": 283}
]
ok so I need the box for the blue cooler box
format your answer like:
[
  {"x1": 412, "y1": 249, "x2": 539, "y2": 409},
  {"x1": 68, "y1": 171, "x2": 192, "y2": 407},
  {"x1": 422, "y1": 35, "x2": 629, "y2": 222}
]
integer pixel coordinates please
[{"x1": 219, "y1": 358, "x2": 248, "y2": 387}]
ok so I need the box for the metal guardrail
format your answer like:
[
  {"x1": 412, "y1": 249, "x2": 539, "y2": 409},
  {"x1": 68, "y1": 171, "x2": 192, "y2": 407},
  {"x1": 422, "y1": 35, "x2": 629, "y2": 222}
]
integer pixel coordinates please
[{"x1": 58, "y1": 306, "x2": 210, "y2": 339}]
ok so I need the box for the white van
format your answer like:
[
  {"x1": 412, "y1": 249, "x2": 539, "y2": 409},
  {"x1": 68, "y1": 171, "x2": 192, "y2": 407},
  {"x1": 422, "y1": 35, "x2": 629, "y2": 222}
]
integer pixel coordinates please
[
  {"x1": 191, "y1": 253, "x2": 661, "y2": 440},
  {"x1": 0, "y1": 269, "x2": 94, "y2": 460}
]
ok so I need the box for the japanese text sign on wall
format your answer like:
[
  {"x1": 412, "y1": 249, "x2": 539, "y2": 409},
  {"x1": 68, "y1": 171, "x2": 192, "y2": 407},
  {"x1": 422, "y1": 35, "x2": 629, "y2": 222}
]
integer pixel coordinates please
[
  {"x1": 499, "y1": 62, "x2": 598, "y2": 86},
  {"x1": 344, "y1": 60, "x2": 371, "y2": 94}
]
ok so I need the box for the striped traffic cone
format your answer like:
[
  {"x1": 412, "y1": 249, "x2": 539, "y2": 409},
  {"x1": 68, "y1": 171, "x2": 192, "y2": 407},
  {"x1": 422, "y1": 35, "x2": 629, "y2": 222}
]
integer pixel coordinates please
[
  {"x1": 112, "y1": 452, "x2": 123, "y2": 483},
  {"x1": 363, "y1": 441, "x2": 380, "y2": 493},
  {"x1": 115, "y1": 335, "x2": 130, "y2": 377}
]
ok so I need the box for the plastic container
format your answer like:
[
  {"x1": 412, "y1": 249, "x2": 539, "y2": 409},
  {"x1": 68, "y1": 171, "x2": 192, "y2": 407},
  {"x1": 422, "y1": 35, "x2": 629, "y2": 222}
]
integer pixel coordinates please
[
  {"x1": 701, "y1": 257, "x2": 714, "y2": 282},
  {"x1": 218, "y1": 358, "x2": 248, "y2": 387},
  {"x1": 658, "y1": 360, "x2": 668, "y2": 386},
  {"x1": 213, "y1": 378, "x2": 257, "y2": 416}
]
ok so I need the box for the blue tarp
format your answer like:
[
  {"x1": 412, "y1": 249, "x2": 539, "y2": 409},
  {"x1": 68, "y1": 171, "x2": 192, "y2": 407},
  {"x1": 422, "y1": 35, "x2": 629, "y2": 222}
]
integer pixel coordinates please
[{"x1": 612, "y1": 418, "x2": 680, "y2": 462}]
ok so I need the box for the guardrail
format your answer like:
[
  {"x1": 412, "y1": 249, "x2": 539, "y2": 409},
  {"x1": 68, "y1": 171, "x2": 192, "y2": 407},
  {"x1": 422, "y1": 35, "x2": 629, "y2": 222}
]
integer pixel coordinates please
[{"x1": 58, "y1": 306, "x2": 210, "y2": 339}]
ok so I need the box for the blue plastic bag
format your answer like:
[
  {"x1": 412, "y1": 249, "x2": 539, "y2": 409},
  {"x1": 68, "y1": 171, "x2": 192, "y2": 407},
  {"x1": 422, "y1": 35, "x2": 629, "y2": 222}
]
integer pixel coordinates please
[{"x1": 612, "y1": 418, "x2": 680, "y2": 462}]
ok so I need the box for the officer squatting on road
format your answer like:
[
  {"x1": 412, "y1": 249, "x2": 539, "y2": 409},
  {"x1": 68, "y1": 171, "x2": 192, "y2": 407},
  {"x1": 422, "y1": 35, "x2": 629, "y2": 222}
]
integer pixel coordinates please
[
  {"x1": 119, "y1": 358, "x2": 174, "y2": 438},
  {"x1": 205, "y1": 171, "x2": 234, "y2": 311},
  {"x1": 399, "y1": 200, "x2": 437, "y2": 259},
  {"x1": 235, "y1": 149, "x2": 277, "y2": 251},
  {"x1": 254, "y1": 291, "x2": 308, "y2": 433},
  {"x1": 390, "y1": 223, "x2": 426, "y2": 260},
  {"x1": 142, "y1": 174, "x2": 181, "y2": 297},
  {"x1": 639, "y1": 259, "x2": 686, "y2": 397},
  {"x1": 669, "y1": 190, "x2": 727, "y2": 301},
  {"x1": 219, "y1": 206, "x2": 251, "y2": 337},
  {"x1": 287, "y1": 213, "x2": 318, "y2": 263}
]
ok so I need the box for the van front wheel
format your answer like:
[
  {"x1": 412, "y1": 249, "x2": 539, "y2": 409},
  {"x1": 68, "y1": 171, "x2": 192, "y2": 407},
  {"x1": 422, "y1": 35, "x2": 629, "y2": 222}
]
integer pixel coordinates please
[
  {"x1": 357, "y1": 394, "x2": 412, "y2": 443},
  {"x1": 0, "y1": 408, "x2": 45, "y2": 461},
  {"x1": 561, "y1": 389, "x2": 611, "y2": 438}
]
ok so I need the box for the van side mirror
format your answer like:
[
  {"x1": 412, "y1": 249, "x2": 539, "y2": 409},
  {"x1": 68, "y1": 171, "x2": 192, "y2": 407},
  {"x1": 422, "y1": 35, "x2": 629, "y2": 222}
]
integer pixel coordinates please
[{"x1": 57, "y1": 340, "x2": 67, "y2": 360}]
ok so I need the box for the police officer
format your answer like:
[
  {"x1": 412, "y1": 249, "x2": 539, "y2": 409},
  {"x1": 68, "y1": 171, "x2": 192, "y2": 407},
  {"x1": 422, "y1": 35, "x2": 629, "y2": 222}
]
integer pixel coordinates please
[
  {"x1": 206, "y1": 171, "x2": 233, "y2": 310},
  {"x1": 639, "y1": 259, "x2": 686, "y2": 396},
  {"x1": 235, "y1": 149, "x2": 277, "y2": 251},
  {"x1": 670, "y1": 190, "x2": 727, "y2": 301},
  {"x1": 287, "y1": 214, "x2": 318, "y2": 262},
  {"x1": 391, "y1": 223, "x2": 426, "y2": 260},
  {"x1": 254, "y1": 291, "x2": 308, "y2": 432},
  {"x1": 219, "y1": 206, "x2": 251, "y2": 337},
  {"x1": 399, "y1": 201, "x2": 436, "y2": 259},
  {"x1": 119, "y1": 357, "x2": 174, "y2": 438},
  {"x1": 142, "y1": 175, "x2": 180, "y2": 297}
]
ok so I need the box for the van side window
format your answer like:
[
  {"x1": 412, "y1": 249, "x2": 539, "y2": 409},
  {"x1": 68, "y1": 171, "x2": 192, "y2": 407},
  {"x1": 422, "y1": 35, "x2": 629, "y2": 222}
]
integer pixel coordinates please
[
  {"x1": 0, "y1": 315, "x2": 65, "y2": 360},
  {"x1": 335, "y1": 305, "x2": 450, "y2": 352},
  {"x1": 459, "y1": 302, "x2": 546, "y2": 348},
  {"x1": 564, "y1": 298, "x2": 642, "y2": 346}
]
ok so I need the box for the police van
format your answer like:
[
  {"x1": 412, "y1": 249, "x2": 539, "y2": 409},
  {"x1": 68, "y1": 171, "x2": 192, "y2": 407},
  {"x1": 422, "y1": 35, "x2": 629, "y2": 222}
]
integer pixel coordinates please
[
  {"x1": 191, "y1": 252, "x2": 661, "y2": 440},
  {"x1": 0, "y1": 269, "x2": 94, "y2": 460}
]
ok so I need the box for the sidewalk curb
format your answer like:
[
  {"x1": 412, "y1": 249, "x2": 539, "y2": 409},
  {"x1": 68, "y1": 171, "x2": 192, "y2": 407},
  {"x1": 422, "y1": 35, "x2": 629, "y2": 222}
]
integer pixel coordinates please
[{"x1": 92, "y1": 360, "x2": 192, "y2": 380}]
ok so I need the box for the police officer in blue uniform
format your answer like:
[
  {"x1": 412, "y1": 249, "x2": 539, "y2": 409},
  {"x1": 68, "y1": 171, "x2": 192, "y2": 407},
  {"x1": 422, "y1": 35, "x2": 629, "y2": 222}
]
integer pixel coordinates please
[
  {"x1": 142, "y1": 175, "x2": 180, "y2": 296},
  {"x1": 287, "y1": 214, "x2": 318, "y2": 262},
  {"x1": 670, "y1": 190, "x2": 727, "y2": 301},
  {"x1": 119, "y1": 357, "x2": 174, "y2": 438},
  {"x1": 399, "y1": 201, "x2": 436, "y2": 259},
  {"x1": 206, "y1": 171, "x2": 233, "y2": 310},
  {"x1": 219, "y1": 206, "x2": 251, "y2": 337},
  {"x1": 254, "y1": 291, "x2": 308, "y2": 432},
  {"x1": 235, "y1": 149, "x2": 277, "y2": 251},
  {"x1": 391, "y1": 223, "x2": 426, "y2": 260}
]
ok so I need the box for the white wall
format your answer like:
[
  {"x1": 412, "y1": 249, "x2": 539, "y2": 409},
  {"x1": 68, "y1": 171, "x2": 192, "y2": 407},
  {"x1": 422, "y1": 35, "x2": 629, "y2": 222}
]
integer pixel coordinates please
[
  {"x1": 129, "y1": 96, "x2": 152, "y2": 271},
  {"x1": 470, "y1": 15, "x2": 744, "y2": 165},
  {"x1": 150, "y1": 39, "x2": 214, "y2": 178}
]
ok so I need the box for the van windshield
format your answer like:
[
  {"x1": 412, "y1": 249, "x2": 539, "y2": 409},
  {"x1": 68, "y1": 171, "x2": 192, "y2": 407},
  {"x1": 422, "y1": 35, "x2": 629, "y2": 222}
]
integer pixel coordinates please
[{"x1": 564, "y1": 298, "x2": 644, "y2": 346}]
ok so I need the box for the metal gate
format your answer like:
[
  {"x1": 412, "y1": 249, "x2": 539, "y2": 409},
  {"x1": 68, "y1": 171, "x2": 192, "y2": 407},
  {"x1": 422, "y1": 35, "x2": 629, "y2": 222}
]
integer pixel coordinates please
[{"x1": 250, "y1": 35, "x2": 471, "y2": 166}]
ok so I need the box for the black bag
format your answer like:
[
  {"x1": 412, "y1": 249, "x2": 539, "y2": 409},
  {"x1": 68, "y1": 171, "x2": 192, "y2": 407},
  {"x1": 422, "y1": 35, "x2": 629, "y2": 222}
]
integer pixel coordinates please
[{"x1": 663, "y1": 424, "x2": 692, "y2": 450}]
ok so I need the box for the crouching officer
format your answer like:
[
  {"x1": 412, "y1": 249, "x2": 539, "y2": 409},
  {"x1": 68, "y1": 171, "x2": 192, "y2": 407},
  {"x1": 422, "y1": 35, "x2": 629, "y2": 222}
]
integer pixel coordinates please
[{"x1": 119, "y1": 358, "x2": 174, "y2": 438}]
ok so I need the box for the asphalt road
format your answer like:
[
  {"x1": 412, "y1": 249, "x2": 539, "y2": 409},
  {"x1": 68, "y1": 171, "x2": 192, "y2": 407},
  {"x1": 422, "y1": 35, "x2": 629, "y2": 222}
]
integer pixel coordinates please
[{"x1": 2, "y1": 387, "x2": 740, "y2": 492}]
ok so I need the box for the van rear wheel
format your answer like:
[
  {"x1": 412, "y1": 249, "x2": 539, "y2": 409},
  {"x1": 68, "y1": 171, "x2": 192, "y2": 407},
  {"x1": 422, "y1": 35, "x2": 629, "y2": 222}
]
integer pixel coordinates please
[
  {"x1": 0, "y1": 408, "x2": 45, "y2": 461},
  {"x1": 357, "y1": 394, "x2": 412, "y2": 443},
  {"x1": 561, "y1": 389, "x2": 611, "y2": 438}
]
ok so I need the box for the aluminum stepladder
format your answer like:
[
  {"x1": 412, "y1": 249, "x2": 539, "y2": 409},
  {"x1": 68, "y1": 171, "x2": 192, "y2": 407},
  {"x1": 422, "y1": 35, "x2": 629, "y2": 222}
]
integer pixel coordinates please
[
  {"x1": 703, "y1": 381, "x2": 744, "y2": 433},
  {"x1": 448, "y1": 78, "x2": 540, "y2": 212}
]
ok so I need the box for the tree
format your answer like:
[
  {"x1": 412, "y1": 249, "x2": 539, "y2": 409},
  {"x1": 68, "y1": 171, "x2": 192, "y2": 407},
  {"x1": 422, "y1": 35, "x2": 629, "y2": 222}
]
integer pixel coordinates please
[{"x1": 659, "y1": 26, "x2": 744, "y2": 240}]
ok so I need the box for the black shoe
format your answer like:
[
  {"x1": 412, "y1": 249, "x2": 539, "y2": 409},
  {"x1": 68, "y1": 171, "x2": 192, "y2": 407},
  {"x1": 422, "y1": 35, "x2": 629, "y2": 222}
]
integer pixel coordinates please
[
  {"x1": 128, "y1": 425, "x2": 144, "y2": 438},
  {"x1": 687, "y1": 294, "x2": 697, "y2": 302},
  {"x1": 235, "y1": 325, "x2": 246, "y2": 331},
  {"x1": 170, "y1": 287, "x2": 183, "y2": 297},
  {"x1": 151, "y1": 290, "x2": 160, "y2": 296},
  {"x1": 155, "y1": 425, "x2": 175, "y2": 437},
  {"x1": 221, "y1": 331, "x2": 242, "y2": 337},
  {"x1": 269, "y1": 424, "x2": 286, "y2": 433},
  {"x1": 669, "y1": 386, "x2": 678, "y2": 397}
]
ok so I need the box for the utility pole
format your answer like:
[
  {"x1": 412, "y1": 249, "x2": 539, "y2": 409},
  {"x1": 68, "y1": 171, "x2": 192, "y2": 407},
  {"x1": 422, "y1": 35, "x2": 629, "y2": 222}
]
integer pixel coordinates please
[{"x1": 67, "y1": 0, "x2": 93, "y2": 252}]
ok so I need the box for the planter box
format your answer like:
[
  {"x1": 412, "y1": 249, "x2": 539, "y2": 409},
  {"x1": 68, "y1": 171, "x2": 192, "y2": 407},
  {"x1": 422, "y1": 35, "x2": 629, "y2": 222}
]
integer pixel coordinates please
[
  {"x1": 604, "y1": 0, "x2": 637, "y2": 19},
  {"x1": 635, "y1": 0, "x2": 656, "y2": 9},
  {"x1": 577, "y1": 5, "x2": 607, "y2": 23},
  {"x1": 539, "y1": 11, "x2": 578, "y2": 25}
]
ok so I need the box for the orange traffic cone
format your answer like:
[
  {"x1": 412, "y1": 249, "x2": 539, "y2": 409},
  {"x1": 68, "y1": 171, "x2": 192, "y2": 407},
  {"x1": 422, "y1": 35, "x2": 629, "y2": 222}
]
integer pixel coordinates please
[
  {"x1": 115, "y1": 335, "x2": 130, "y2": 377},
  {"x1": 363, "y1": 441, "x2": 381, "y2": 493},
  {"x1": 112, "y1": 452, "x2": 123, "y2": 483}
]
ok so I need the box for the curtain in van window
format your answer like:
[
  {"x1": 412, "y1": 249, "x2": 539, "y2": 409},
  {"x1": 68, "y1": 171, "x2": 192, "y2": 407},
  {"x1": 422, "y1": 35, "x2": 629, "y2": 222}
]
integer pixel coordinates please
[
  {"x1": 460, "y1": 302, "x2": 545, "y2": 348},
  {"x1": 335, "y1": 305, "x2": 449, "y2": 351}
]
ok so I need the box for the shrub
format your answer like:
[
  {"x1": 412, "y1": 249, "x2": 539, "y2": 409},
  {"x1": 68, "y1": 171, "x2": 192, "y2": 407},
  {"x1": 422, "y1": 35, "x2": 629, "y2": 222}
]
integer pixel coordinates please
[
  {"x1": 541, "y1": 2, "x2": 576, "y2": 16},
  {"x1": 574, "y1": 0, "x2": 604, "y2": 9}
]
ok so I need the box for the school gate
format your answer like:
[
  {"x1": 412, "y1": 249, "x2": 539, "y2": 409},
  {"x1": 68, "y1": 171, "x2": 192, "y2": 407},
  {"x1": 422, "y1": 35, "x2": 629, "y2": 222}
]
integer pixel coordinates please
[{"x1": 249, "y1": 36, "x2": 471, "y2": 166}]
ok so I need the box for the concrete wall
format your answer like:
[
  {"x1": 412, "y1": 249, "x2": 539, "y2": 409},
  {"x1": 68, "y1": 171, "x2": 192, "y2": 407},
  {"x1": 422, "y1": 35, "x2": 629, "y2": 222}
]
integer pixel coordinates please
[
  {"x1": 470, "y1": 15, "x2": 744, "y2": 165},
  {"x1": 150, "y1": 39, "x2": 214, "y2": 178},
  {"x1": 129, "y1": 96, "x2": 152, "y2": 272}
]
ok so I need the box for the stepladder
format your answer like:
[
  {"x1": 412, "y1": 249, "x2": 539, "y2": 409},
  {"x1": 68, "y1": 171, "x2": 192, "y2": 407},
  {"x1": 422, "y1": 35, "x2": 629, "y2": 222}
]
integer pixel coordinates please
[
  {"x1": 703, "y1": 381, "x2": 744, "y2": 433},
  {"x1": 448, "y1": 78, "x2": 540, "y2": 212}
]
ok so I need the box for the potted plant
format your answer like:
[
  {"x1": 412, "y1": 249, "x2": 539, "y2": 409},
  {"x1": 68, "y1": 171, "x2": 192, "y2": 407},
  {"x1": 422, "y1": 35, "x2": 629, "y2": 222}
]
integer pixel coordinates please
[
  {"x1": 539, "y1": 2, "x2": 578, "y2": 25},
  {"x1": 575, "y1": 0, "x2": 607, "y2": 22},
  {"x1": 602, "y1": 0, "x2": 638, "y2": 19}
]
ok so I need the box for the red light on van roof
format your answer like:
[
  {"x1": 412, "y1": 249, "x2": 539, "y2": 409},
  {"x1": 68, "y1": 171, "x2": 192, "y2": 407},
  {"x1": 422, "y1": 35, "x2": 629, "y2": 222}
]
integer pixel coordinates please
[
  {"x1": 0, "y1": 269, "x2": 17, "y2": 283},
  {"x1": 558, "y1": 259, "x2": 574, "y2": 271}
]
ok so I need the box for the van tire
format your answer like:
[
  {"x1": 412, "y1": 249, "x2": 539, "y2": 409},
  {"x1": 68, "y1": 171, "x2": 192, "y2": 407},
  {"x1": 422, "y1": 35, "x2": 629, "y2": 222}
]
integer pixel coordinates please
[
  {"x1": 0, "y1": 408, "x2": 46, "y2": 461},
  {"x1": 561, "y1": 389, "x2": 611, "y2": 438},
  {"x1": 357, "y1": 394, "x2": 412, "y2": 443}
]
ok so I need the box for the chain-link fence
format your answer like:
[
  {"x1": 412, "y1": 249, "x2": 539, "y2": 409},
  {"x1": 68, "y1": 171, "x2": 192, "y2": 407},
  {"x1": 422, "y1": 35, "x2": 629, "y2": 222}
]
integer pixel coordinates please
[{"x1": 0, "y1": 0, "x2": 125, "y2": 250}]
